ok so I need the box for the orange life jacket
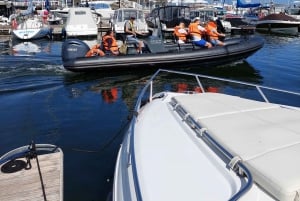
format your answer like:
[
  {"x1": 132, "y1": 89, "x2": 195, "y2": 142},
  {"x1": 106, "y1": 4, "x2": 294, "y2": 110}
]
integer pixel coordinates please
[
  {"x1": 85, "y1": 44, "x2": 105, "y2": 57},
  {"x1": 188, "y1": 22, "x2": 204, "y2": 38},
  {"x1": 173, "y1": 26, "x2": 187, "y2": 42},
  {"x1": 205, "y1": 22, "x2": 219, "y2": 40},
  {"x1": 102, "y1": 88, "x2": 118, "y2": 103},
  {"x1": 102, "y1": 35, "x2": 118, "y2": 52}
]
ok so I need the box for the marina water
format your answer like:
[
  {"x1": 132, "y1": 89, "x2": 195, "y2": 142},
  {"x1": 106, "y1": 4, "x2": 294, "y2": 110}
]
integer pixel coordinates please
[{"x1": 0, "y1": 33, "x2": 299, "y2": 201}]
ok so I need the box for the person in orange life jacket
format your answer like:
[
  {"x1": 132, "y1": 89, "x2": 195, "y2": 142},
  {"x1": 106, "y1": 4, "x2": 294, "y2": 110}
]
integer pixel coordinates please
[
  {"x1": 102, "y1": 30, "x2": 119, "y2": 55},
  {"x1": 85, "y1": 44, "x2": 105, "y2": 57},
  {"x1": 124, "y1": 16, "x2": 144, "y2": 53},
  {"x1": 173, "y1": 22, "x2": 188, "y2": 44},
  {"x1": 188, "y1": 17, "x2": 212, "y2": 48},
  {"x1": 205, "y1": 20, "x2": 225, "y2": 46}
]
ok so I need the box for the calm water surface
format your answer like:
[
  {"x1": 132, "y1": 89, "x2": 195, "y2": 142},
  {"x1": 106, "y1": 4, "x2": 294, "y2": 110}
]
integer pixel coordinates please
[{"x1": 0, "y1": 33, "x2": 299, "y2": 201}]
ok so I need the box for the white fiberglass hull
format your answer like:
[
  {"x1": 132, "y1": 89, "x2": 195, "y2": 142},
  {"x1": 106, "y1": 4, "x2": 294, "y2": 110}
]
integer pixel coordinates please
[
  {"x1": 65, "y1": 27, "x2": 98, "y2": 37},
  {"x1": 256, "y1": 20, "x2": 300, "y2": 35},
  {"x1": 114, "y1": 93, "x2": 282, "y2": 201},
  {"x1": 13, "y1": 27, "x2": 50, "y2": 40},
  {"x1": 113, "y1": 69, "x2": 300, "y2": 201}
]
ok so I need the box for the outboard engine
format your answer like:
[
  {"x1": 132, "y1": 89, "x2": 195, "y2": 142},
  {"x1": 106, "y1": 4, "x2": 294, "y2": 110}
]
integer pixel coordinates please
[{"x1": 61, "y1": 39, "x2": 90, "y2": 61}]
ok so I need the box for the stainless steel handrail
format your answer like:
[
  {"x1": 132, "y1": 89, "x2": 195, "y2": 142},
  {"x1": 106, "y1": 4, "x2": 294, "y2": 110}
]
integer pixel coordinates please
[
  {"x1": 127, "y1": 68, "x2": 300, "y2": 201},
  {"x1": 172, "y1": 103, "x2": 253, "y2": 200},
  {"x1": 128, "y1": 70, "x2": 160, "y2": 201}
]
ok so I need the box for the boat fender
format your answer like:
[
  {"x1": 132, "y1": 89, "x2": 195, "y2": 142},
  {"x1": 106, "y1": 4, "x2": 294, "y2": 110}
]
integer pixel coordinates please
[{"x1": 61, "y1": 39, "x2": 90, "y2": 61}]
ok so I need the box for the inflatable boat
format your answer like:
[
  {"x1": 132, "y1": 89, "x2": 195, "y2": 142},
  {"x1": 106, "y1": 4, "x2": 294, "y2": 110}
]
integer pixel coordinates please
[{"x1": 61, "y1": 35, "x2": 264, "y2": 72}]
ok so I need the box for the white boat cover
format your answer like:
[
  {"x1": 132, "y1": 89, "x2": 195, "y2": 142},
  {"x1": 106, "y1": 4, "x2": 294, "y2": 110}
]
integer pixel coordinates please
[
  {"x1": 65, "y1": 7, "x2": 98, "y2": 36},
  {"x1": 172, "y1": 93, "x2": 300, "y2": 201}
]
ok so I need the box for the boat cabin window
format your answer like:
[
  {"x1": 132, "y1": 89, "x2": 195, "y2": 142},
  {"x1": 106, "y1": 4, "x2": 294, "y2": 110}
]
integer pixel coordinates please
[
  {"x1": 150, "y1": 8, "x2": 159, "y2": 18},
  {"x1": 117, "y1": 11, "x2": 122, "y2": 22},
  {"x1": 190, "y1": 10, "x2": 215, "y2": 22},
  {"x1": 116, "y1": 10, "x2": 145, "y2": 22},
  {"x1": 90, "y1": 3, "x2": 110, "y2": 9},
  {"x1": 155, "y1": 6, "x2": 190, "y2": 28},
  {"x1": 123, "y1": 11, "x2": 137, "y2": 21},
  {"x1": 137, "y1": 11, "x2": 145, "y2": 20}
]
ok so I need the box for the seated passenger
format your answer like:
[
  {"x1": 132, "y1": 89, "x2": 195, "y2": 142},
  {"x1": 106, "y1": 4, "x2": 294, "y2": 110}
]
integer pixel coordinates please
[
  {"x1": 85, "y1": 44, "x2": 105, "y2": 57},
  {"x1": 102, "y1": 30, "x2": 119, "y2": 55},
  {"x1": 173, "y1": 22, "x2": 188, "y2": 44},
  {"x1": 205, "y1": 20, "x2": 226, "y2": 46},
  {"x1": 188, "y1": 17, "x2": 212, "y2": 48},
  {"x1": 124, "y1": 16, "x2": 144, "y2": 54}
]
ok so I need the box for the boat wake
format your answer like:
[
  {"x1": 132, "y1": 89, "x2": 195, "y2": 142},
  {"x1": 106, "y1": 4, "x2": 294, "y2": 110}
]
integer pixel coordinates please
[{"x1": 0, "y1": 57, "x2": 68, "y2": 75}]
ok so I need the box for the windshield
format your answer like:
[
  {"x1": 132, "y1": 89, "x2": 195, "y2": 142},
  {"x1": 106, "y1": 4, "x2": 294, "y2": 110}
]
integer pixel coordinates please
[
  {"x1": 121, "y1": 10, "x2": 145, "y2": 21},
  {"x1": 90, "y1": 3, "x2": 110, "y2": 9}
]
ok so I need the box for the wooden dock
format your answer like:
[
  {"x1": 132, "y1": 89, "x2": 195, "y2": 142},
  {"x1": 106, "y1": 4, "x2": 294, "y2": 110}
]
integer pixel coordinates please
[{"x1": 0, "y1": 151, "x2": 63, "y2": 201}]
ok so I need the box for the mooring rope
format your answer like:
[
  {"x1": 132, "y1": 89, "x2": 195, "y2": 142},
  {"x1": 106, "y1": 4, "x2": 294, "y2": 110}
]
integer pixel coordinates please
[
  {"x1": 71, "y1": 116, "x2": 131, "y2": 153},
  {"x1": 26, "y1": 142, "x2": 47, "y2": 201}
]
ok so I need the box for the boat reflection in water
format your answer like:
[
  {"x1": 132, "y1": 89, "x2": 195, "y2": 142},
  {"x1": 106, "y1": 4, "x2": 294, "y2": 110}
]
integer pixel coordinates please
[
  {"x1": 63, "y1": 60, "x2": 264, "y2": 112},
  {"x1": 10, "y1": 39, "x2": 53, "y2": 56},
  {"x1": 10, "y1": 39, "x2": 98, "y2": 57}
]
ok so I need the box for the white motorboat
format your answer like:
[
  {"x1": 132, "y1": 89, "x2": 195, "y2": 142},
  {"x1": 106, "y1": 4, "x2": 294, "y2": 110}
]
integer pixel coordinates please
[
  {"x1": 85, "y1": 0, "x2": 115, "y2": 20},
  {"x1": 0, "y1": 16, "x2": 9, "y2": 25},
  {"x1": 256, "y1": 13, "x2": 300, "y2": 35},
  {"x1": 0, "y1": 142, "x2": 63, "y2": 201},
  {"x1": 11, "y1": 0, "x2": 51, "y2": 40},
  {"x1": 64, "y1": 7, "x2": 98, "y2": 38},
  {"x1": 12, "y1": 16, "x2": 51, "y2": 40},
  {"x1": 285, "y1": 0, "x2": 300, "y2": 20},
  {"x1": 11, "y1": 1, "x2": 50, "y2": 39},
  {"x1": 113, "y1": 69, "x2": 300, "y2": 201}
]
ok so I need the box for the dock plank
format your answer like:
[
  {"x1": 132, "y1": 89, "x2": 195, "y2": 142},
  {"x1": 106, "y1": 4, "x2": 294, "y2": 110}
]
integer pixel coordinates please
[{"x1": 0, "y1": 151, "x2": 63, "y2": 201}]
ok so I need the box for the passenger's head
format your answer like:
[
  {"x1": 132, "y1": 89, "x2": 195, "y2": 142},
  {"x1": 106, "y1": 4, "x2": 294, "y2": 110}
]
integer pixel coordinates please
[
  {"x1": 106, "y1": 30, "x2": 113, "y2": 36},
  {"x1": 130, "y1": 16, "x2": 136, "y2": 21},
  {"x1": 179, "y1": 22, "x2": 185, "y2": 28},
  {"x1": 193, "y1": 17, "x2": 200, "y2": 24},
  {"x1": 207, "y1": 20, "x2": 217, "y2": 28}
]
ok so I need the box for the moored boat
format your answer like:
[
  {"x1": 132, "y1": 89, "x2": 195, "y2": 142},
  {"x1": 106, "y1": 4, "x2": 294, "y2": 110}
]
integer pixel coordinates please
[
  {"x1": 113, "y1": 69, "x2": 300, "y2": 201},
  {"x1": 256, "y1": 13, "x2": 300, "y2": 35},
  {"x1": 12, "y1": 17, "x2": 51, "y2": 40},
  {"x1": 285, "y1": 0, "x2": 300, "y2": 20},
  {"x1": 61, "y1": 35, "x2": 264, "y2": 72},
  {"x1": 63, "y1": 7, "x2": 98, "y2": 38},
  {"x1": 11, "y1": 0, "x2": 51, "y2": 40},
  {"x1": 0, "y1": 142, "x2": 63, "y2": 201}
]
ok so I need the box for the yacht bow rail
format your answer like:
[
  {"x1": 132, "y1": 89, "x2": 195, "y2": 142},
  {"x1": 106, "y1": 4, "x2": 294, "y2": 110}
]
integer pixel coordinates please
[{"x1": 128, "y1": 68, "x2": 300, "y2": 201}]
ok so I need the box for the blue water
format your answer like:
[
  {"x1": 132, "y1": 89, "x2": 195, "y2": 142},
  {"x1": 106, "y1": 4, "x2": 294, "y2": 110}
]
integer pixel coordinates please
[{"x1": 0, "y1": 33, "x2": 299, "y2": 201}]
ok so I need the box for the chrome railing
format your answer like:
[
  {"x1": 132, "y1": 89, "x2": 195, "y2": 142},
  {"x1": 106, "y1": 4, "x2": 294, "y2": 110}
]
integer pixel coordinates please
[
  {"x1": 128, "y1": 68, "x2": 300, "y2": 201},
  {"x1": 170, "y1": 100, "x2": 253, "y2": 200}
]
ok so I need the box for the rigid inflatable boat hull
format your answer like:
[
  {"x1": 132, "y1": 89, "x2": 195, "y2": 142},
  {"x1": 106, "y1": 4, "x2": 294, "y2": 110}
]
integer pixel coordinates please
[{"x1": 62, "y1": 35, "x2": 264, "y2": 72}]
